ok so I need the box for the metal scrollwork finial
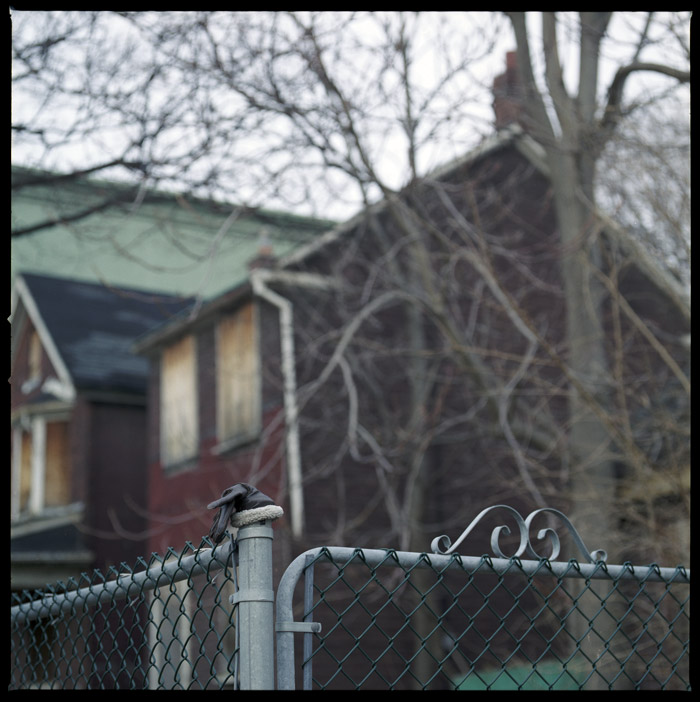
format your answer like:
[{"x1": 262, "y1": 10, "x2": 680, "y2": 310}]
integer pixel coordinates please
[{"x1": 431, "y1": 505, "x2": 608, "y2": 564}]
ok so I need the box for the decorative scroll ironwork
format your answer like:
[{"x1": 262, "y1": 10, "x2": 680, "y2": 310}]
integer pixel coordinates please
[{"x1": 431, "y1": 505, "x2": 608, "y2": 563}]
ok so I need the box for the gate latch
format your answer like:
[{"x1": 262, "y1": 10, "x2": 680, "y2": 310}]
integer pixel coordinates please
[{"x1": 276, "y1": 621, "x2": 322, "y2": 634}]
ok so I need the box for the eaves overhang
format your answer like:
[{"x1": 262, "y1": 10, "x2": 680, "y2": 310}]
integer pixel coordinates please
[
  {"x1": 132, "y1": 268, "x2": 338, "y2": 356},
  {"x1": 11, "y1": 502, "x2": 85, "y2": 540},
  {"x1": 132, "y1": 280, "x2": 253, "y2": 355}
]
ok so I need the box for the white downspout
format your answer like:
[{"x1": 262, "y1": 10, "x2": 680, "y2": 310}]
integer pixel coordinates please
[{"x1": 250, "y1": 270, "x2": 305, "y2": 538}]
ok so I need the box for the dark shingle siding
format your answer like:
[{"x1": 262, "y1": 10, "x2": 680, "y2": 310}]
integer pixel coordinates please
[{"x1": 22, "y1": 272, "x2": 194, "y2": 395}]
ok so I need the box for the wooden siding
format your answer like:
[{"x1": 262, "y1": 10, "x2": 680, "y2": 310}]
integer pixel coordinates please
[
  {"x1": 216, "y1": 302, "x2": 261, "y2": 445},
  {"x1": 44, "y1": 421, "x2": 71, "y2": 507},
  {"x1": 160, "y1": 335, "x2": 198, "y2": 467}
]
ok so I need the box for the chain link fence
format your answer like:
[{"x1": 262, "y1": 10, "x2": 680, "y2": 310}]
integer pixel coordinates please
[
  {"x1": 10, "y1": 539, "x2": 239, "y2": 690},
  {"x1": 285, "y1": 548, "x2": 690, "y2": 690},
  {"x1": 11, "y1": 522, "x2": 691, "y2": 690}
]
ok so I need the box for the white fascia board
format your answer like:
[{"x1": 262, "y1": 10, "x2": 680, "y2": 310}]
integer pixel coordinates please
[
  {"x1": 12, "y1": 275, "x2": 77, "y2": 396},
  {"x1": 511, "y1": 131, "x2": 550, "y2": 176},
  {"x1": 250, "y1": 268, "x2": 337, "y2": 290},
  {"x1": 424, "y1": 124, "x2": 524, "y2": 182},
  {"x1": 279, "y1": 199, "x2": 387, "y2": 270},
  {"x1": 591, "y1": 209, "x2": 690, "y2": 323},
  {"x1": 42, "y1": 376, "x2": 77, "y2": 402}
]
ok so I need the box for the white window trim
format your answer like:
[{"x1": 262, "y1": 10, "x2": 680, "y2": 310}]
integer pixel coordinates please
[
  {"x1": 11, "y1": 425, "x2": 23, "y2": 521},
  {"x1": 29, "y1": 416, "x2": 46, "y2": 515}
]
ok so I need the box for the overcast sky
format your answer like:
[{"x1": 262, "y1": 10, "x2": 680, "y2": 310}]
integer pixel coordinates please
[{"x1": 11, "y1": 11, "x2": 690, "y2": 224}]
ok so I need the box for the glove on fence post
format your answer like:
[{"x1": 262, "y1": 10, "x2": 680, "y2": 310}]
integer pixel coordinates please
[{"x1": 207, "y1": 483, "x2": 284, "y2": 544}]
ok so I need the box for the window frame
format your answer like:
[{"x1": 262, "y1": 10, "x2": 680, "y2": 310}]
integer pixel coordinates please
[{"x1": 11, "y1": 410, "x2": 73, "y2": 521}]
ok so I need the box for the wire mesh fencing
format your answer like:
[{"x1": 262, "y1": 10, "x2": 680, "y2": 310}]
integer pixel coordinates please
[
  {"x1": 10, "y1": 539, "x2": 238, "y2": 690},
  {"x1": 10, "y1": 525, "x2": 691, "y2": 691},
  {"x1": 282, "y1": 548, "x2": 690, "y2": 691}
]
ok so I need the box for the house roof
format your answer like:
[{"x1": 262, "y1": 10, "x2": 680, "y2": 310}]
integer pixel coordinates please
[
  {"x1": 11, "y1": 166, "x2": 335, "y2": 299},
  {"x1": 133, "y1": 128, "x2": 532, "y2": 352},
  {"x1": 278, "y1": 125, "x2": 541, "y2": 270},
  {"x1": 280, "y1": 124, "x2": 689, "y2": 325},
  {"x1": 134, "y1": 124, "x2": 690, "y2": 352},
  {"x1": 132, "y1": 268, "x2": 336, "y2": 354},
  {"x1": 12, "y1": 272, "x2": 195, "y2": 397}
]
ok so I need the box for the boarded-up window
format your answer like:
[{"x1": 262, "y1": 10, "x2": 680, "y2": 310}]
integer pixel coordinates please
[
  {"x1": 217, "y1": 303, "x2": 261, "y2": 445},
  {"x1": 12, "y1": 418, "x2": 71, "y2": 517},
  {"x1": 45, "y1": 421, "x2": 71, "y2": 507},
  {"x1": 161, "y1": 335, "x2": 198, "y2": 467}
]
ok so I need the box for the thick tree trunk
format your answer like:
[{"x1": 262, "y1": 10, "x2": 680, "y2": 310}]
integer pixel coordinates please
[
  {"x1": 549, "y1": 150, "x2": 623, "y2": 688},
  {"x1": 549, "y1": 154, "x2": 616, "y2": 552}
]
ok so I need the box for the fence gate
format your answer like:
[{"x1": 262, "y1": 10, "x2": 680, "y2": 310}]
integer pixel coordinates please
[
  {"x1": 276, "y1": 506, "x2": 690, "y2": 691},
  {"x1": 11, "y1": 505, "x2": 691, "y2": 690}
]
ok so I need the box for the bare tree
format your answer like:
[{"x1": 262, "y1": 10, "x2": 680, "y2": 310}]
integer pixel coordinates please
[
  {"x1": 12, "y1": 11, "x2": 689, "y2": 689},
  {"x1": 504, "y1": 10, "x2": 688, "y2": 552}
]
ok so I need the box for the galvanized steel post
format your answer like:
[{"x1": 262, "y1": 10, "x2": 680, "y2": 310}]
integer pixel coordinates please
[{"x1": 232, "y1": 520, "x2": 276, "y2": 690}]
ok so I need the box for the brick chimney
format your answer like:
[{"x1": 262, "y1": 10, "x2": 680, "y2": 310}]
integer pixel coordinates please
[
  {"x1": 492, "y1": 51, "x2": 524, "y2": 129},
  {"x1": 248, "y1": 228, "x2": 278, "y2": 270}
]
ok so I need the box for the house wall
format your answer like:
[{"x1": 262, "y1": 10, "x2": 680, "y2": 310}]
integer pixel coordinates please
[
  {"x1": 284, "y1": 142, "x2": 689, "y2": 562},
  {"x1": 11, "y1": 301, "x2": 157, "y2": 574},
  {"x1": 284, "y1": 147, "x2": 563, "y2": 545},
  {"x1": 84, "y1": 400, "x2": 150, "y2": 570},
  {"x1": 145, "y1": 304, "x2": 288, "y2": 556}
]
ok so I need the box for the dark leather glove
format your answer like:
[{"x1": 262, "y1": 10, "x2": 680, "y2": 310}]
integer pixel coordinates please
[{"x1": 207, "y1": 483, "x2": 278, "y2": 543}]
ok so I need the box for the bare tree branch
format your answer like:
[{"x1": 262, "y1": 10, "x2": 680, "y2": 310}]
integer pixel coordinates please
[{"x1": 601, "y1": 61, "x2": 690, "y2": 136}]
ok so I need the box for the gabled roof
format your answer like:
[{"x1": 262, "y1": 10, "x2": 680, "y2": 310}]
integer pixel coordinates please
[
  {"x1": 280, "y1": 124, "x2": 689, "y2": 326},
  {"x1": 134, "y1": 124, "x2": 689, "y2": 352},
  {"x1": 12, "y1": 272, "x2": 194, "y2": 397},
  {"x1": 134, "y1": 127, "x2": 540, "y2": 352},
  {"x1": 279, "y1": 125, "x2": 541, "y2": 270}
]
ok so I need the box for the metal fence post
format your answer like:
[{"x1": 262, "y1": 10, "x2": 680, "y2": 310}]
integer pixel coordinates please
[{"x1": 232, "y1": 520, "x2": 276, "y2": 690}]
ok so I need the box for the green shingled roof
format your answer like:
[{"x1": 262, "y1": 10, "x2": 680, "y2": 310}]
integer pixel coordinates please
[{"x1": 11, "y1": 166, "x2": 335, "y2": 299}]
